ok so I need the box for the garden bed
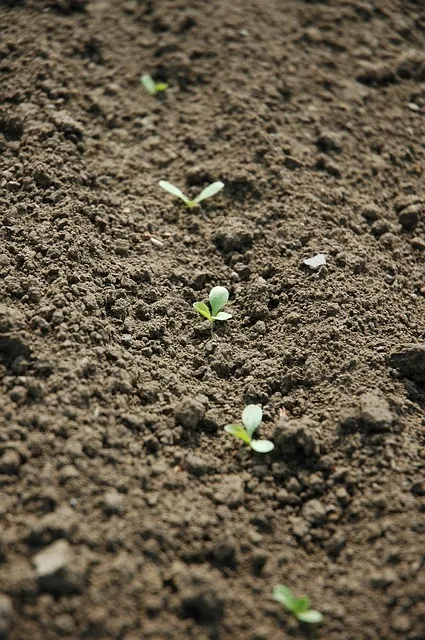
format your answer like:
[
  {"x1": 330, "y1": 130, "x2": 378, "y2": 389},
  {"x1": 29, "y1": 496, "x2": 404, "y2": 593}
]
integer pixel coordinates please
[{"x1": 0, "y1": 0, "x2": 425, "y2": 638}]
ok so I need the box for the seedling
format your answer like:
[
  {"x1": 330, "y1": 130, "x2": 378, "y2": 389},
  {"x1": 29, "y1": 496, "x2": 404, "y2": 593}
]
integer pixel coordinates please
[
  {"x1": 141, "y1": 74, "x2": 168, "y2": 96},
  {"x1": 158, "y1": 180, "x2": 224, "y2": 208},
  {"x1": 225, "y1": 405, "x2": 274, "y2": 454},
  {"x1": 193, "y1": 286, "x2": 232, "y2": 322},
  {"x1": 273, "y1": 585, "x2": 323, "y2": 624}
]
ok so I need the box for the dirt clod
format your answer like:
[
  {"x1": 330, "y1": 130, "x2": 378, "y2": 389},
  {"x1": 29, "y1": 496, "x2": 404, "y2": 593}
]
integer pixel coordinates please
[
  {"x1": 175, "y1": 396, "x2": 206, "y2": 429},
  {"x1": 397, "y1": 204, "x2": 421, "y2": 230},
  {"x1": 176, "y1": 566, "x2": 225, "y2": 624},
  {"x1": 213, "y1": 476, "x2": 244, "y2": 507},
  {"x1": 185, "y1": 453, "x2": 214, "y2": 477},
  {"x1": 27, "y1": 507, "x2": 78, "y2": 545},
  {"x1": 102, "y1": 491, "x2": 125, "y2": 516},
  {"x1": 34, "y1": 540, "x2": 85, "y2": 595},
  {"x1": 389, "y1": 344, "x2": 425, "y2": 383},
  {"x1": 316, "y1": 131, "x2": 343, "y2": 154},
  {"x1": 302, "y1": 499, "x2": 327, "y2": 526},
  {"x1": 212, "y1": 219, "x2": 254, "y2": 253},
  {"x1": 274, "y1": 417, "x2": 321, "y2": 459},
  {"x1": 0, "y1": 451, "x2": 21, "y2": 475},
  {"x1": 359, "y1": 392, "x2": 394, "y2": 432},
  {"x1": 0, "y1": 595, "x2": 13, "y2": 640}
]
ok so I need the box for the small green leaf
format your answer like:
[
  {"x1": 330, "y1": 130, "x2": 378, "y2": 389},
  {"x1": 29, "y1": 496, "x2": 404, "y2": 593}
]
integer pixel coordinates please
[
  {"x1": 242, "y1": 404, "x2": 262, "y2": 437},
  {"x1": 155, "y1": 82, "x2": 168, "y2": 92},
  {"x1": 193, "y1": 302, "x2": 212, "y2": 321},
  {"x1": 212, "y1": 311, "x2": 232, "y2": 321},
  {"x1": 297, "y1": 610, "x2": 323, "y2": 624},
  {"x1": 294, "y1": 596, "x2": 310, "y2": 614},
  {"x1": 250, "y1": 439, "x2": 274, "y2": 453},
  {"x1": 224, "y1": 424, "x2": 251, "y2": 445},
  {"x1": 158, "y1": 181, "x2": 190, "y2": 204},
  {"x1": 141, "y1": 74, "x2": 157, "y2": 95},
  {"x1": 209, "y1": 286, "x2": 229, "y2": 317},
  {"x1": 194, "y1": 181, "x2": 225, "y2": 204},
  {"x1": 273, "y1": 585, "x2": 297, "y2": 611},
  {"x1": 186, "y1": 200, "x2": 199, "y2": 208}
]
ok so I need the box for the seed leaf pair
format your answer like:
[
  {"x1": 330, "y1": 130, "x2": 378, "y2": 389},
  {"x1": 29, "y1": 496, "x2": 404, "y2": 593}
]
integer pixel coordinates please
[
  {"x1": 273, "y1": 585, "x2": 323, "y2": 624},
  {"x1": 141, "y1": 74, "x2": 168, "y2": 96},
  {"x1": 225, "y1": 405, "x2": 274, "y2": 454},
  {"x1": 159, "y1": 180, "x2": 224, "y2": 208},
  {"x1": 193, "y1": 286, "x2": 232, "y2": 322}
]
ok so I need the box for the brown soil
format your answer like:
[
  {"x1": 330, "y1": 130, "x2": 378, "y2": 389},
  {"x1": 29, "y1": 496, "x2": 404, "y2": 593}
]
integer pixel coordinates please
[{"x1": 1, "y1": 0, "x2": 425, "y2": 638}]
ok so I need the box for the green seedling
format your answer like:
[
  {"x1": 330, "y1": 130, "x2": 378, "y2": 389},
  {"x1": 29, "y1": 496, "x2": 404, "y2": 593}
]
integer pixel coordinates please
[
  {"x1": 225, "y1": 405, "x2": 274, "y2": 454},
  {"x1": 141, "y1": 73, "x2": 168, "y2": 96},
  {"x1": 158, "y1": 180, "x2": 224, "y2": 208},
  {"x1": 193, "y1": 286, "x2": 232, "y2": 323},
  {"x1": 273, "y1": 585, "x2": 323, "y2": 624}
]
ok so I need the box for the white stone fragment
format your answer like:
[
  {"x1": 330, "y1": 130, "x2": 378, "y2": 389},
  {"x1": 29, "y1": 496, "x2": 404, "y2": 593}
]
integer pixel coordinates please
[
  {"x1": 303, "y1": 253, "x2": 326, "y2": 269},
  {"x1": 150, "y1": 237, "x2": 164, "y2": 249}
]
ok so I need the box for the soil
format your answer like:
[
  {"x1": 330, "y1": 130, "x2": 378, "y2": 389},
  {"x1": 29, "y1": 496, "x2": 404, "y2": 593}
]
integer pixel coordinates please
[{"x1": 1, "y1": 0, "x2": 425, "y2": 639}]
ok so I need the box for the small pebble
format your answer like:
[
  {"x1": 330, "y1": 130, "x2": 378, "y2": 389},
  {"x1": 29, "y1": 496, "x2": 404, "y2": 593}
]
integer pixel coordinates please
[
  {"x1": 407, "y1": 102, "x2": 420, "y2": 112},
  {"x1": 150, "y1": 237, "x2": 164, "y2": 249}
]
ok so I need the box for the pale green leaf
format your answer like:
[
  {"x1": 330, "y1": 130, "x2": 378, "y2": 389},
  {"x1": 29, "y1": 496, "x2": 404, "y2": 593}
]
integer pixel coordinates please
[
  {"x1": 242, "y1": 404, "x2": 262, "y2": 437},
  {"x1": 273, "y1": 585, "x2": 297, "y2": 611},
  {"x1": 209, "y1": 286, "x2": 229, "y2": 317},
  {"x1": 193, "y1": 302, "x2": 212, "y2": 321},
  {"x1": 141, "y1": 74, "x2": 156, "y2": 95},
  {"x1": 250, "y1": 439, "x2": 274, "y2": 453},
  {"x1": 212, "y1": 311, "x2": 232, "y2": 321},
  {"x1": 224, "y1": 424, "x2": 251, "y2": 445},
  {"x1": 297, "y1": 610, "x2": 323, "y2": 624},
  {"x1": 158, "y1": 181, "x2": 190, "y2": 204},
  {"x1": 194, "y1": 181, "x2": 225, "y2": 204}
]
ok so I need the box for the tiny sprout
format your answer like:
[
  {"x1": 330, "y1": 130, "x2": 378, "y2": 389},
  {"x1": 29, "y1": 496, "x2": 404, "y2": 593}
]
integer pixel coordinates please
[
  {"x1": 158, "y1": 180, "x2": 224, "y2": 208},
  {"x1": 141, "y1": 74, "x2": 168, "y2": 96},
  {"x1": 225, "y1": 405, "x2": 274, "y2": 454},
  {"x1": 273, "y1": 585, "x2": 323, "y2": 624},
  {"x1": 193, "y1": 286, "x2": 232, "y2": 323}
]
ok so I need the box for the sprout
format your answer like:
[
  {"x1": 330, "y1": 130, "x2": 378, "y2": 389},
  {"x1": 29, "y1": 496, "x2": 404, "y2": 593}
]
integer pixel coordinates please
[
  {"x1": 193, "y1": 286, "x2": 232, "y2": 323},
  {"x1": 273, "y1": 585, "x2": 323, "y2": 624},
  {"x1": 141, "y1": 74, "x2": 168, "y2": 96},
  {"x1": 225, "y1": 405, "x2": 274, "y2": 454},
  {"x1": 159, "y1": 180, "x2": 224, "y2": 208}
]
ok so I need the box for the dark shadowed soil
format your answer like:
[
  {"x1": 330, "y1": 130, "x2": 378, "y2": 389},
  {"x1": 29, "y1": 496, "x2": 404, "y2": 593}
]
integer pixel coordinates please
[{"x1": 1, "y1": 0, "x2": 425, "y2": 638}]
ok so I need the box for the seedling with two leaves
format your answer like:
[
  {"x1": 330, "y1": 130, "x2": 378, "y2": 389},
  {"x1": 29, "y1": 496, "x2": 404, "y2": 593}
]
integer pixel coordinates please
[
  {"x1": 159, "y1": 180, "x2": 224, "y2": 208},
  {"x1": 141, "y1": 74, "x2": 168, "y2": 96},
  {"x1": 193, "y1": 286, "x2": 232, "y2": 323},
  {"x1": 273, "y1": 585, "x2": 323, "y2": 624},
  {"x1": 225, "y1": 405, "x2": 274, "y2": 454}
]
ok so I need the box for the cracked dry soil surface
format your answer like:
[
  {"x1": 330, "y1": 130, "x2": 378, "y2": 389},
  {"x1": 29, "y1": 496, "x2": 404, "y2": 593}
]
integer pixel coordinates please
[{"x1": 1, "y1": 0, "x2": 425, "y2": 639}]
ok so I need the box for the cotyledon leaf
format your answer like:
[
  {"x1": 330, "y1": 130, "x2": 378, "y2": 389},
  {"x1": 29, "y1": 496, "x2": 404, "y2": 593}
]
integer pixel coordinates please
[
  {"x1": 141, "y1": 74, "x2": 156, "y2": 95},
  {"x1": 194, "y1": 181, "x2": 225, "y2": 204},
  {"x1": 212, "y1": 311, "x2": 233, "y2": 321},
  {"x1": 158, "y1": 181, "x2": 190, "y2": 204},
  {"x1": 250, "y1": 439, "x2": 274, "y2": 454},
  {"x1": 296, "y1": 610, "x2": 323, "y2": 624}
]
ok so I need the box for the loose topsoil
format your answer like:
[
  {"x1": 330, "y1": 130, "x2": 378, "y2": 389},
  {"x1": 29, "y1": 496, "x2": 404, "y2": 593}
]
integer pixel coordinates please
[{"x1": 1, "y1": 1, "x2": 425, "y2": 639}]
